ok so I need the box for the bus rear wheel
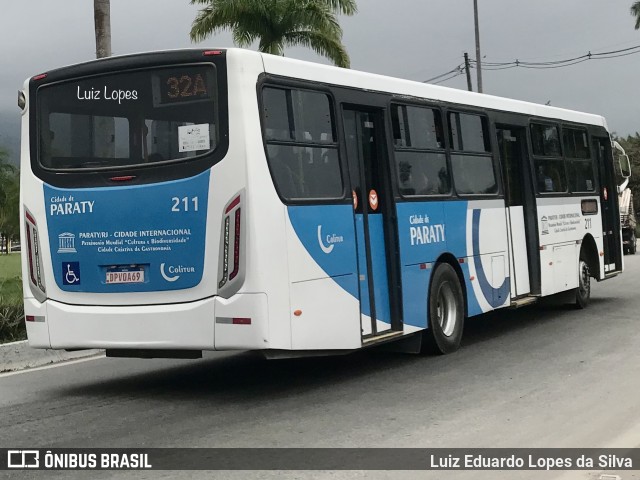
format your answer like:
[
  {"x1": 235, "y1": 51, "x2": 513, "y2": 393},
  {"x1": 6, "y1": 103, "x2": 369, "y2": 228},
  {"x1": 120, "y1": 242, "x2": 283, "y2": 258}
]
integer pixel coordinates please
[
  {"x1": 575, "y1": 251, "x2": 591, "y2": 309},
  {"x1": 421, "y1": 263, "x2": 464, "y2": 355}
]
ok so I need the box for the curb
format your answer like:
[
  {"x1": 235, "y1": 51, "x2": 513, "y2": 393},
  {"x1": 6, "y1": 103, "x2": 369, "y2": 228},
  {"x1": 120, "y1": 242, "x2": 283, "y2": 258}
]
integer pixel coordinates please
[{"x1": 0, "y1": 340, "x2": 103, "y2": 373}]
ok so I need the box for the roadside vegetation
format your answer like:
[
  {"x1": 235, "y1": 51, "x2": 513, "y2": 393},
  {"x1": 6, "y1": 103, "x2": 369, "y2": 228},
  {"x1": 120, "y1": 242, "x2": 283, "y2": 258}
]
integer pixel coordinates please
[
  {"x1": 0, "y1": 254, "x2": 25, "y2": 343},
  {"x1": 0, "y1": 148, "x2": 19, "y2": 251},
  {"x1": 0, "y1": 149, "x2": 24, "y2": 343}
]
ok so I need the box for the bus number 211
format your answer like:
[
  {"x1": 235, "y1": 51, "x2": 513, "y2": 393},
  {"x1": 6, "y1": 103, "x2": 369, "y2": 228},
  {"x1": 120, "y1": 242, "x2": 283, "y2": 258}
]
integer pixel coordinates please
[{"x1": 171, "y1": 196, "x2": 199, "y2": 212}]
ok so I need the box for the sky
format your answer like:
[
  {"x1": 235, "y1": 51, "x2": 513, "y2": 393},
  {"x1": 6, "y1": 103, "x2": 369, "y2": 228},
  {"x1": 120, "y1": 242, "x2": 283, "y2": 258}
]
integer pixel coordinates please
[{"x1": 1, "y1": 0, "x2": 640, "y2": 161}]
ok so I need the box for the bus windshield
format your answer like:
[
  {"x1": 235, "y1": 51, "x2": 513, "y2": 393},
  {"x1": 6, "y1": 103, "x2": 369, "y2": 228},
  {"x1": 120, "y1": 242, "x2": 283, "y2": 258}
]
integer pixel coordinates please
[{"x1": 37, "y1": 64, "x2": 219, "y2": 171}]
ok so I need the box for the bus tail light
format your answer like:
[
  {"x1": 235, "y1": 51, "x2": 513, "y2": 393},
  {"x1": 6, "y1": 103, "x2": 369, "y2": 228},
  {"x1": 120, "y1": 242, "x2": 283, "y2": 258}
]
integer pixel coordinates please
[
  {"x1": 218, "y1": 191, "x2": 245, "y2": 295},
  {"x1": 229, "y1": 207, "x2": 241, "y2": 281},
  {"x1": 24, "y1": 208, "x2": 47, "y2": 302}
]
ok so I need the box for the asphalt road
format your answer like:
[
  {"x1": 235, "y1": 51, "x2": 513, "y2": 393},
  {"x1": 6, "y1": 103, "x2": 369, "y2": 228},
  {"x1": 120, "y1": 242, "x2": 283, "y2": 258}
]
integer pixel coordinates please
[{"x1": 3, "y1": 256, "x2": 640, "y2": 480}]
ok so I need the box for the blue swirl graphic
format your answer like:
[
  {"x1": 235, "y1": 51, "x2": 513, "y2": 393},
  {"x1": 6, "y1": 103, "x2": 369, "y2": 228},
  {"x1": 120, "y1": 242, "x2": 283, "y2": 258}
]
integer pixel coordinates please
[{"x1": 472, "y1": 209, "x2": 509, "y2": 308}]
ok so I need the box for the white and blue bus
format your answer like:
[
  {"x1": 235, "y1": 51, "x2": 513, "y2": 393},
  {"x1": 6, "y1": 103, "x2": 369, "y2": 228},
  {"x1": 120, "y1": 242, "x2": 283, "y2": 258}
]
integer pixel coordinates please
[{"x1": 19, "y1": 48, "x2": 629, "y2": 358}]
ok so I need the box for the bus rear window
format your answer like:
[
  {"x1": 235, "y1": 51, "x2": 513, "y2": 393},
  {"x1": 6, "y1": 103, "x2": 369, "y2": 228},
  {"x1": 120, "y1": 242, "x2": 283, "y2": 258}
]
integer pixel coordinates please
[{"x1": 37, "y1": 64, "x2": 219, "y2": 170}]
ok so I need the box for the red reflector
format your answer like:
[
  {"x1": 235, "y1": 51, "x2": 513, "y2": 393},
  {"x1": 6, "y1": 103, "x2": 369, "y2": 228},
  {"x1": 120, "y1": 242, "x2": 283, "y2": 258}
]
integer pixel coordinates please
[
  {"x1": 419, "y1": 263, "x2": 427, "y2": 270},
  {"x1": 110, "y1": 176, "x2": 136, "y2": 182},
  {"x1": 25, "y1": 210, "x2": 36, "y2": 225},
  {"x1": 26, "y1": 315, "x2": 35, "y2": 322},
  {"x1": 225, "y1": 195, "x2": 241, "y2": 214},
  {"x1": 203, "y1": 50, "x2": 223, "y2": 56},
  {"x1": 232, "y1": 317, "x2": 251, "y2": 325},
  {"x1": 458, "y1": 258, "x2": 465, "y2": 264},
  {"x1": 32, "y1": 73, "x2": 47, "y2": 81}
]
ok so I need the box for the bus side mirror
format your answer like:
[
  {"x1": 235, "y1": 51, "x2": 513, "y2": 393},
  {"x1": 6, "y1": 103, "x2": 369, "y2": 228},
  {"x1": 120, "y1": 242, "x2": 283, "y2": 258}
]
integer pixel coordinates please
[{"x1": 619, "y1": 154, "x2": 631, "y2": 179}]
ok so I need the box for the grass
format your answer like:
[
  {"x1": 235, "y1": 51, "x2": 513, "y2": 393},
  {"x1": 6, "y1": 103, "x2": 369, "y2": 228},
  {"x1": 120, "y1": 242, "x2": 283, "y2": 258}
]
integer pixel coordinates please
[
  {"x1": 0, "y1": 253, "x2": 21, "y2": 280},
  {"x1": 0, "y1": 253, "x2": 26, "y2": 343}
]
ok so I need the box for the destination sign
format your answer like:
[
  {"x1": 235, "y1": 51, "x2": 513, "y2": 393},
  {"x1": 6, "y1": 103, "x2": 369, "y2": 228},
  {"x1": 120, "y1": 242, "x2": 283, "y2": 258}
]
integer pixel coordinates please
[{"x1": 155, "y1": 67, "x2": 213, "y2": 105}]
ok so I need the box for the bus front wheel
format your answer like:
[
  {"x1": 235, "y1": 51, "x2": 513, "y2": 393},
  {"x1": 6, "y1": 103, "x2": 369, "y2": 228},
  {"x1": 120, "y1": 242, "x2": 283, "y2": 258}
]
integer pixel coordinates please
[{"x1": 421, "y1": 263, "x2": 464, "y2": 355}]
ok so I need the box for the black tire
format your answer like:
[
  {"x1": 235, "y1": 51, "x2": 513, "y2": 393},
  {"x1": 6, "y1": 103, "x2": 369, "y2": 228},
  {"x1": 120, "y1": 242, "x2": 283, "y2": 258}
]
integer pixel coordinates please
[
  {"x1": 575, "y1": 250, "x2": 591, "y2": 309},
  {"x1": 421, "y1": 263, "x2": 465, "y2": 354},
  {"x1": 629, "y1": 233, "x2": 637, "y2": 255}
]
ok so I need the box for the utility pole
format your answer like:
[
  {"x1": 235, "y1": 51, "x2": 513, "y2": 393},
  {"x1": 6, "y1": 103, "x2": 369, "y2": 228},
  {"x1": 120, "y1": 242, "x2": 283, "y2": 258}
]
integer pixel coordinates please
[
  {"x1": 473, "y1": 0, "x2": 483, "y2": 93},
  {"x1": 93, "y1": 0, "x2": 114, "y2": 158},
  {"x1": 464, "y1": 53, "x2": 473, "y2": 92},
  {"x1": 94, "y1": 0, "x2": 112, "y2": 59}
]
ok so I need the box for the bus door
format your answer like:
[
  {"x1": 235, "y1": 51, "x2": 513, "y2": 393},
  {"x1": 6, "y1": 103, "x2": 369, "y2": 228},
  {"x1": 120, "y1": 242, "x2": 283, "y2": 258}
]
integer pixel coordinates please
[
  {"x1": 496, "y1": 126, "x2": 540, "y2": 297},
  {"x1": 342, "y1": 108, "x2": 395, "y2": 339},
  {"x1": 594, "y1": 137, "x2": 623, "y2": 273}
]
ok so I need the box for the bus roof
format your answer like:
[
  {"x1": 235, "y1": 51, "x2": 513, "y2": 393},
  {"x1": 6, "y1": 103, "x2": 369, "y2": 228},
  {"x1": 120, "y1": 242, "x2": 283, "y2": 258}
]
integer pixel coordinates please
[
  {"x1": 252, "y1": 49, "x2": 608, "y2": 130},
  {"x1": 25, "y1": 47, "x2": 608, "y2": 131}
]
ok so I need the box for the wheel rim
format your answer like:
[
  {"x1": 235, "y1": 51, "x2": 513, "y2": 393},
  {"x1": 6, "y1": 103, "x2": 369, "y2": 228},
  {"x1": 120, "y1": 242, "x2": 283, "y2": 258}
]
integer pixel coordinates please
[
  {"x1": 436, "y1": 281, "x2": 458, "y2": 337},
  {"x1": 578, "y1": 260, "x2": 590, "y2": 299}
]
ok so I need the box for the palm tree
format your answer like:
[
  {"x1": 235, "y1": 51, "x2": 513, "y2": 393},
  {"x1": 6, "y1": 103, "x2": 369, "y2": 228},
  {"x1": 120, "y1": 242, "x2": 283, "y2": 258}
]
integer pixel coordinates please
[
  {"x1": 190, "y1": 0, "x2": 356, "y2": 68},
  {"x1": 94, "y1": 0, "x2": 111, "y2": 58}
]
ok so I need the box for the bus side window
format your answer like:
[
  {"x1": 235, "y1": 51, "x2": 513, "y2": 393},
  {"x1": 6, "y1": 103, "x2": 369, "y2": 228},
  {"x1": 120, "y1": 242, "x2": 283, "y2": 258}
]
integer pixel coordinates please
[
  {"x1": 536, "y1": 160, "x2": 566, "y2": 192},
  {"x1": 262, "y1": 87, "x2": 342, "y2": 201},
  {"x1": 531, "y1": 123, "x2": 567, "y2": 193},
  {"x1": 448, "y1": 112, "x2": 497, "y2": 195},
  {"x1": 392, "y1": 104, "x2": 450, "y2": 197},
  {"x1": 263, "y1": 88, "x2": 292, "y2": 141},
  {"x1": 563, "y1": 127, "x2": 595, "y2": 193},
  {"x1": 266, "y1": 144, "x2": 304, "y2": 199}
]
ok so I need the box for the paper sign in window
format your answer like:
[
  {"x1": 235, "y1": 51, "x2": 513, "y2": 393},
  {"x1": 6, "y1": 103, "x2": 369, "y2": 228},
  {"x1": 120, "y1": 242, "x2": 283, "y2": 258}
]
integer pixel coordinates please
[{"x1": 178, "y1": 124, "x2": 210, "y2": 153}]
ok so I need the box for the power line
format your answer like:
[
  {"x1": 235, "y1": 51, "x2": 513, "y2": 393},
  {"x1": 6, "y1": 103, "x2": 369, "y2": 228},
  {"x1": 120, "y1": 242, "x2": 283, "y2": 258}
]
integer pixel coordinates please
[
  {"x1": 422, "y1": 65, "x2": 464, "y2": 84},
  {"x1": 432, "y1": 71, "x2": 465, "y2": 85},
  {"x1": 516, "y1": 39, "x2": 640, "y2": 62},
  {"x1": 423, "y1": 43, "x2": 640, "y2": 85},
  {"x1": 470, "y1": 44, "x2": 640, "y2": 69}
]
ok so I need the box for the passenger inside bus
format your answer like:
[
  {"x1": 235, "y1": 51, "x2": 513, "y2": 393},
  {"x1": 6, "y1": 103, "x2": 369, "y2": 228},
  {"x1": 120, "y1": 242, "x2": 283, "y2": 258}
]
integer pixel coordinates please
[{"x1": 537, "y1": 165, "x2": 555, "y2": 192}]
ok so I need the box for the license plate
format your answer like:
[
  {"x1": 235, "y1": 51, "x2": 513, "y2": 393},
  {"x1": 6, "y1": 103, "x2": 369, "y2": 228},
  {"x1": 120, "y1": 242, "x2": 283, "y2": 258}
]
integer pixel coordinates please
[{"x1": 106, "y1": 269, "x2": 145, "y2": 284}]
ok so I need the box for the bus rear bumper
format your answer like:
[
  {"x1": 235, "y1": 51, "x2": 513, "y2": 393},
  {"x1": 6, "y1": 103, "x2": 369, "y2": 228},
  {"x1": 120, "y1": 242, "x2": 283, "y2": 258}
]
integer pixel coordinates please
[
  {"x1": 46, "y1": 297, "x2": 217, "y2": 350},
  {"x1": 25, "y1": 293, "x2": 268, "y2": 351}
]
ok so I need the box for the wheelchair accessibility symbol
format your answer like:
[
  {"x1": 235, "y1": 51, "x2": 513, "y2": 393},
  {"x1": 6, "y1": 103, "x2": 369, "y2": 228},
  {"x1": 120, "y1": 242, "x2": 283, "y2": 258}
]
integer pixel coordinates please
[{"x1": 62, "y1": 262, "x2": 81, "y2": 285}]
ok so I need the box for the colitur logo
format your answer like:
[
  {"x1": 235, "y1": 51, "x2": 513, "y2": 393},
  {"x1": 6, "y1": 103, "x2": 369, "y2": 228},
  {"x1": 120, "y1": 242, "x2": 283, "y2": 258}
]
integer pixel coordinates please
[
  {"x1": 160, "y1": 263, "x2": 195, "y2": 282},
  {"x1": 160, "y1": 263, "x2": 179, "y2": 282},
  {"x1": 317, "y1": 225, "x2": 343, "y2": 254}
]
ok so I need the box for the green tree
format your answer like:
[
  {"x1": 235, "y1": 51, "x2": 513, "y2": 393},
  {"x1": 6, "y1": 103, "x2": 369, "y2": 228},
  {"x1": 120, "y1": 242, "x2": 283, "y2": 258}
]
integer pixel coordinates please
[
  {"x1": 632, "y1": 1, "x2": 640, "y2": 29},
  {"x1": 190, "y1": 0, "x2": 356, "y2": 68},
  {"x1": 0, "y1": 150, "x2": 20, "y2": 254}
]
